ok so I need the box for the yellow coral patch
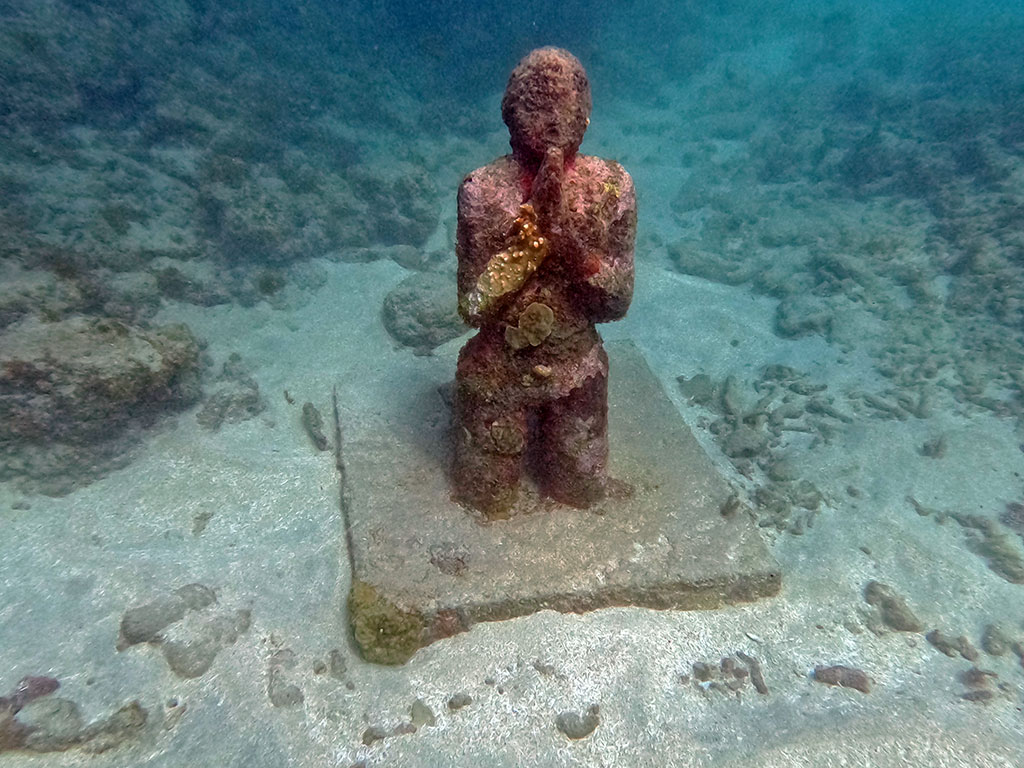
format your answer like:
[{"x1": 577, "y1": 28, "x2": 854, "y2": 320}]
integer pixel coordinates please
[{"x1": 473, "y1": 204, "x2": 549, "y2": 314}]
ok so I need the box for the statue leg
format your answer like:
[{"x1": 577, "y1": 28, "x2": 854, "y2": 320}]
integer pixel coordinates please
[
  {"x1": 452, "y1": 387, "x2": 527, "y2": 519},
  {"x1": 537, "y1": 372, "x2": 608, "y2": 507}
]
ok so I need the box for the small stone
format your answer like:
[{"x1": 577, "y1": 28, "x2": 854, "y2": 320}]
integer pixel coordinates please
[
  {"x1": 722, "y1": 425, "x2": 769, "y2": 459},
  {"x1": 447, "y1": 693, "x2": 473, "y2": 710},
  {"x1": 555, "y1": 705, "x2": 600, "y2": 740},
  {"x1": 981, "y1": 624, "x2": 1011, "y2": 656},
  {"x1": 532, "y1": 660, "x2": 556, "y2": 676},
  {"x1": 735, "y1": 652, "x2": 768, "y2": 695},
  {"x1": 678, "y1": 374, "x2": 715, "y2": 405},
  {"x1": 18, "y1": 698, "x2": 84, "y2": 752},
  {"x1": 926, "y1": 629, "x2": 978, "y2": 660},
  {"x1": 692, "y1": 662, "x2": 715, "y2": 682},
  {"x1": 863, "y1": 581, "x2": 923, "y2": 632},
  {"x1": 78, "y1": 701, "x2": 147, "y2": 754},
  {"x1": 268, "y1": 680, "x2": 304, "y2": 708},
  {"x1": 160, "y1": 609, "x2": 251, "y2": 679},
  {"x1": 119, "y1": 583, "x2": 217, "y2": 648},
  {"x1": 960, "y1": 689, "x2": 995, "y2": 703},
  {"x1": 328, "y1": 649, "x2": 347, "y2": 679},
  {"x1": 362, "y1": 725, "x2": 389, "y2": 746},
  {"x1": 301, "y1": 402, "x2": 330, "y2": 451},
  {"x1": 920, "y1": 434, "x2": 948, "y2": 458},
  {"x1": 410, "y1": 699, "x2": 435, "y2": 727},
  {"x1": 959, "y1": 667, "x2": 997, "y2": 689},
  {"x1": 767, "y1": 457, "x2": 800, "y2": 482},
  {"x1": 268, "y1": 649, "x2": 304, "y2": 707},
  {"x1": 813, "y1": 665, "x2": 871, "y2": 694}
]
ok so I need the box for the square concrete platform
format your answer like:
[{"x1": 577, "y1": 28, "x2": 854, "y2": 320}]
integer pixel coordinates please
[{"x1": 342, "y1": 341, "x2": 780, "y2": 664}]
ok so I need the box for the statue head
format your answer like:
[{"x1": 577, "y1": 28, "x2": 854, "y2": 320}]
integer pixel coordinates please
[{"x1": 501, "y1": 47, "x2": 592, "y2": 168}]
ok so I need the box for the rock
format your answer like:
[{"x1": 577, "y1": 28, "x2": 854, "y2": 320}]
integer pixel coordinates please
[
  {"x1": 813, "y1": 665, "x2": 871, "y2": 694},
  {"x1": 677, "y1": 373, "x2": 715, "y2": 405},
  {"x1": 410, "y1": 699, "x2": 435, "y2": 727},
  {"x1": 349, "y1": 162, "x2": 440, "y2": 248},
  {"x1": 767, "y1": 457, "x2": 800, "y2": 482},
  {"x1": 268, "y1": 649, "x2": 305, "y2": 708},
  {"x1": 78, "y1": 701, "x2": 147, "y2": 754},
  {"x1": 775, "y1": 296, "x2": 832, "y2": 338},
  {"x1": 19, "y1": 698, "x2": 84, "y2": 752},
  {"x1": 863, "y1": 581, "x2": 923, "y2": 632},
  {"x1": 327, "y1": 649, "x2": 347, "y2": 680},
  {"x1": 196, "y1": 353, "x2": 265, "y2": 431},
  {"x1": 301, "y1": 402, "x2": 330, "y2": 451},
  {"x1": 926, "y1": 629, "x2": 979, "y2": 660},
  {"x1": 447, "y1": 693, "x2": 472, "y2": 710},
  {"x1": 920, "y1": 434, "x2": 948, "y2": 458},
  {"x1": 735, "y1": 651, "x2": 769, "y2": 694},
  {"x1": 153, "y1": 264, "x2": 229, "y2": 306},
  {"x1": 160, "y1": 609, "x2": 251, "y2": 679},
  {"x1": 721, "y1": 425, "x2": 769, "y2": 459},
  {"x1": 119, "y1": 583, "x2": 217, "y2": 648},
  {"x1": 1001, "y1": 501, "x2": 1024, "y2": 537},
  {"x1": 667, "y1": 241, "x2": 755, "y2": 285},
  {"x1": 0, "y1": 315, "x2": 200, "y2": 446},
  {"x1": 981, "y1": 623, "x2": 1012, "y2": 656},
  {"x1": 196, "y1": 382, "x2": 264, "y2": 430},
  {"x1": 362, "y1": 725, "x2": 389, "y2": 746},
  {"x1": 382, "y1": 272, "x2": 465, "y2": 354},
  {"x1": 555, "y1": 705, "x2": 600, "y2": 740}
]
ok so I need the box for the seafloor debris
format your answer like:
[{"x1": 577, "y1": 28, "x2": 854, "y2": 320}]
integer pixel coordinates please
[
  {"x1": 0, "y1": 675, "x2": 146, "y2": 755},
  {"x1": 863, "y1": 580, "x2": 924, "y2": 633},
  {"x1": 302, "y1": 401, "x2": 330, "y2": 451},
  {"x1": 382, "y1": 272, "x2": 465, "y2": 354},
  {"x1": 0, "y1": 315, "x2": 201, "y2": 494},
  {"x1": 555, "y1": 704, "x2": 600, "y2": 740},
  {"x1": 267, "y1": 648, "x2": 304, "y2": 708},
  {"x1": 684, "y1": 654, "x2": 768, "y2": 696},
  {"x1": 980, "y1": 623, "x2": 1013, "y2": 656},
  {"x1": 926, "y1": 629, "x2": 979, "y2": 661},
  {"x1": 676, "y1": 365, "x2": 833, "y2": 534},
  {"x1": 118, "y1": 584, "x2": 251, "y2": 679},
  {"x1": 813, "y1": 665, "x2": 871, "y2": 694},
  {"x1": 196, "y1": 352, "x2": 266, "y2": 431},
  {"x1": 410, "y1": 699, "x2": 436, "y2": 728},
  {"x1": 957, "y1": 666, "x2": 1007, "y2": 703},
  {"x1": 447, "y1": 693, "x2": 473, "y2": 710},
  {"x1": 907, "y1": 497, "x2": 1024, "y2": 584}
]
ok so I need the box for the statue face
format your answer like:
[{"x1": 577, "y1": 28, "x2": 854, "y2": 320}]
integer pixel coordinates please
[{"x1": 501, "y1": 48, "x2": 593, "y2": 165}]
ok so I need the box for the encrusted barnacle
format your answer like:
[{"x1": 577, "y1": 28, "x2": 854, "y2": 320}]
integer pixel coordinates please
[
  {"x1": 505, "y1": 301, "x2": 555, "y2": 350},
  {"x1": 469, "y1": 204, "x2": 549, "y2": 315},
  {"x1": 489, "y1": 416, "x2": 526, "y2": 454}
]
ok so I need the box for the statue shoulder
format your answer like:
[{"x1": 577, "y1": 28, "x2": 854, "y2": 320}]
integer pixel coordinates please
[
  {"x1": 459, "y1": 157, "x2": 518, "y2": 197},
  {"x1": 458, "y1": 156, "x2": 522, "y2": 221},
  {"x1": 576, "y1": 155, "x2": 634, "y2": 188}
]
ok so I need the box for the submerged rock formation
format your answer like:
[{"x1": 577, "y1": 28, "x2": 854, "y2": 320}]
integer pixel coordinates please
[{"x1": 0, "y1": 315, "x2": 200, "y2": 493}]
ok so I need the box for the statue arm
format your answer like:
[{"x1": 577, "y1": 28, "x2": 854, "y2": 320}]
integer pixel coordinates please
[
  {"x1": 456, "y1": 178, "x2": 495, "y2": 328},
  {"x1": 574, "y1": 169, "x2": 636, "y2": 323}
]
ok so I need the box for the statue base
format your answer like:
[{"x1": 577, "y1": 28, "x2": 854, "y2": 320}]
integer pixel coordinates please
[{"x1": 342, "y1": 341, "x2": 781, "y2": 665}]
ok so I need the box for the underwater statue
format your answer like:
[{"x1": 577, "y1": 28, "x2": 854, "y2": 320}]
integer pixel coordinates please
[{"x1": 452, "y1": 47, "x2": 637, "y2": 519}]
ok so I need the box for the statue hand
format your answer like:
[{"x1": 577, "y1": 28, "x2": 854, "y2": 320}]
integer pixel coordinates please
[{"x1": 529, "y1": 147, "x2": 565, "y2": 232}]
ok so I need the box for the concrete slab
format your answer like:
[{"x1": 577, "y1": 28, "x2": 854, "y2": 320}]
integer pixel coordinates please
[{"x1": 342, "y1": 340, "x2": 781, "y2": 664}]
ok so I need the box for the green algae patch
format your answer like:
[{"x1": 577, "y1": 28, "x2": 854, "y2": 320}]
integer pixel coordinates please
[{"x1": 348, "y1": 581, "x2": 425, "y2": 665}]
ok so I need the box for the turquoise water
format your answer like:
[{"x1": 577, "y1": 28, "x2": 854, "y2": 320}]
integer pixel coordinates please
[{"x1": 1, "y1": 2, "x2": 1023, "y2": 765}]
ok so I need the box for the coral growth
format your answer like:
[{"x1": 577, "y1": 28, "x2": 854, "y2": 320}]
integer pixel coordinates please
[
  {"x1": 461, "y1": 204, "x2": 549, "y2": 319},
  {"x1": 348, "y1": 581, "x2": 424, "y2": 666}
]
